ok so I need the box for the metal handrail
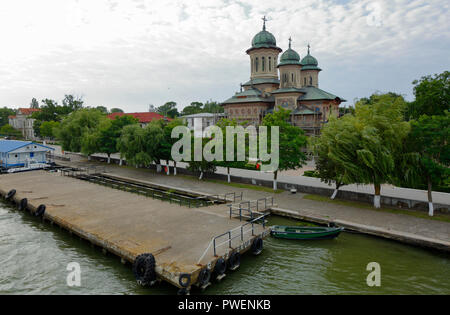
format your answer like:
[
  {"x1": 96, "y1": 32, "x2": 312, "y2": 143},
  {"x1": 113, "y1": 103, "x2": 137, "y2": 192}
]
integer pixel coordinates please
[{"x1": 196, "y1": 213, "x2": 269, "y2": 264}]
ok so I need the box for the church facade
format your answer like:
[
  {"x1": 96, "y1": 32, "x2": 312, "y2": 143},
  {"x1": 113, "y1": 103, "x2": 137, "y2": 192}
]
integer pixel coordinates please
[{"x1": 221, "y1": 18, "x2": 346, "y2": 136}]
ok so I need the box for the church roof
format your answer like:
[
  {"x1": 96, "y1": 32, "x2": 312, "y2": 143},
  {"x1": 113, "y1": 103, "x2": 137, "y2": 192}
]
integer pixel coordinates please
[
  {"x1": 298, "y1": 86, "x2": 346, "y2": 102},
  {"x1": 242, "y1": 78, "x2": 280, "y2": 86},
  {"x1": 221, "y1": 88, "x2": 274, "y2": 105},
  {"x1": 270, "y1": 87, "x2": 304, "y2": 94}
]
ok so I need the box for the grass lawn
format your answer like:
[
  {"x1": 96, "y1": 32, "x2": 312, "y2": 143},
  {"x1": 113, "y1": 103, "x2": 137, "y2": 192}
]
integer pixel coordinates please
[{"x1": 303, "y1": 194, "x2": 450, "y2": 223}]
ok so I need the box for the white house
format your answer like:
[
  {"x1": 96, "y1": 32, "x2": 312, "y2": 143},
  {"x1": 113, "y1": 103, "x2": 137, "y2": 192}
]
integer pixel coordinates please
[
  {"x1": 182, "y1": 113, "x2": 226, "y2": 131},
  {"x1": 8, "y1": 108, "x2": 41, "y2": 140},
  {"x1": 0, "y1": 140, "x2": 54, "y2": 169}
]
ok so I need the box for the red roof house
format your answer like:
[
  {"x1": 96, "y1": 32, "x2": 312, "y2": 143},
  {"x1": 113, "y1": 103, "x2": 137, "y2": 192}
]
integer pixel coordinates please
[{"x1": 107, "y1": 112, "x2": 172, "y2": 124}]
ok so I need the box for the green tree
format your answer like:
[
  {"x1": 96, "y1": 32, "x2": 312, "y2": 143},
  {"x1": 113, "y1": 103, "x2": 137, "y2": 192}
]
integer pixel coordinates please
[
  {"x1": 313, "y1": 115, "x2": 360, "y2": 199},
  {"x1": 40, "y1": 121, "x2": 60, "y2": 139},
  {"x1": 408, "y1": 71, "x2": 450, "y2": 120},
  {"x1": 0, "y1": 107, "x2": 15, "y2": 128},
  {"x1": 181, "y1": 102, "x2": 204, "y2": 116},
  {"x1": 158, "y1": 118, "x2": 186, "y2": 174},
  {"x1": 0, "y1": 124, "x2": 22, "y2": 138},
  {"x1": 55, "y1": 108, "x2": 106, "y2": 154},
  {"x1": 397, "y1": 112, "x2": 450, "y2": 215},
  {"x1": 157, "y1": 101, "x2": 179, "y2": 118},
  {"x1": 110, "y1": 108, "x2": 124, "y2": 113},
  {"x1": 117, "y1": 122, "x2": 165, "y2": 168},
  {"x1": 30, "y1": 98, "x2": 39, "y2": 109},
  {"x1": 203, "y1": 101, "x2": 224, "y2": 113},
  {"x1": 346, "y1": 93, "x2": 410, "y2": 208},
  {"x1": 61, "y1": 95, "x2": 84, "y2": 113},
  {"x1": 96, "y1": 106, "x2": 108, "y2": 114},
  {"x1": 262, "y1": 107, "x2": 308, "y2": 190},
  {"x1": 95, "y1": 115, "x2": 138, "y2": 163}
]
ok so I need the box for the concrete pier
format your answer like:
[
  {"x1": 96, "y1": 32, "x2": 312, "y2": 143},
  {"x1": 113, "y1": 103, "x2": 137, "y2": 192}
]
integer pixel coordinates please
[{"x1": 0, "y1": 171, "x2": 269, "y2": 292}]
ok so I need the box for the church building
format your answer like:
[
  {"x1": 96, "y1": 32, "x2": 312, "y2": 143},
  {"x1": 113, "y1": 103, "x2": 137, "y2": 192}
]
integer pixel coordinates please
[{"x1": 221, "y1": 18, "x2": 346, "y2": 136}]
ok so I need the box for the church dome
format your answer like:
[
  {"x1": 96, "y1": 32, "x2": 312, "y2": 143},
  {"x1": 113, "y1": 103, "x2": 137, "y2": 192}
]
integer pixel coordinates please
[
  {"x1": 246, "y1": 17, "x2": 281, "y2": 53},
  {"x1": 279, "y1": 39, "x2": 301, "y2": 66},
  {"x1": 251, "y1": 30, "x2": 277, "y2": 48},
  {"x1": 301, "y1": 45, "x2": 321, "y2": 70},
  {"x1": 301, "y1": 54, "x2": 318, "y2": 66}
]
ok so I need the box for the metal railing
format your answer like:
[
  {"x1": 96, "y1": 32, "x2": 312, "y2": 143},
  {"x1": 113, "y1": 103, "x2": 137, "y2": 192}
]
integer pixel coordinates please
[
  {"x1": 199, "y1": 191, "x2": 243, "y2": 204},
  {"x1": 228, "y1": 197, "x2": 274, "y2": 221},
  {"x1": 197, "y1": 213, "x2": 269, "y2": 264}
]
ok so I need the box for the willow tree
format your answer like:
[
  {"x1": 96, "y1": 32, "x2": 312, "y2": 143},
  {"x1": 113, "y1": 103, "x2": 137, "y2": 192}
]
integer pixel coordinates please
[
  {"x1": 313, "y1": 115, "x2": 361, "y2": 199},
  {"x1": 353, "y1": 93, "x2": 410, "y2": 208},
  {"x1": 55, "y1": 108, "x2": 106, "y2": 157},
  {"x1": 158, "y1": 118, "x2": 185, "y2": 175},
  {"x1": 117, "y1": 124, "x2": 149, "y2": 167}
]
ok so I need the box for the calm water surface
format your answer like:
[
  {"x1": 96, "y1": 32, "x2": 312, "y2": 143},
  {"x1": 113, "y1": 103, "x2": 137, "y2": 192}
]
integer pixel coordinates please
[{"x1": 0, "y1": 202, "x2": 449, "y2": 295}]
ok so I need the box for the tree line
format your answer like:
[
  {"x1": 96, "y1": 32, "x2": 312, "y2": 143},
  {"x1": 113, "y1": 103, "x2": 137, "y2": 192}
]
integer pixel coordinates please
[{"x1": 313, "y1": 71, "x2": 449, "y2": 215}]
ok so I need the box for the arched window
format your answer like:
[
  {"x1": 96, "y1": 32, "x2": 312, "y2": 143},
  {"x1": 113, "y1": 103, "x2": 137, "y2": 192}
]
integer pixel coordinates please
[
  {"x1": 292, "y1": 73, "x2": 294, "y2": 82},
  {"x1": 269, "y1": 57, "x2": 272, "y2": 71},
  {"x1": 262, "y1": 57, "x2": 265, "y2": 71},
  {"x1": 304, "y1": 78, "x2": 307, "y2": 86},
  {"x1": 255, "y1": 58, "x2": 259, "y2": 72},
  {"x1": 310, "y1": 76, "x2": 313, "y2": 85}
]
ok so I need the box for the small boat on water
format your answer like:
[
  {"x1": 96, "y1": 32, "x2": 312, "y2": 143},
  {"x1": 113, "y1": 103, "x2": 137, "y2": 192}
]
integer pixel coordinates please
[{"x1": 270, "y1": 225, "x2": 344, "y2": 240}]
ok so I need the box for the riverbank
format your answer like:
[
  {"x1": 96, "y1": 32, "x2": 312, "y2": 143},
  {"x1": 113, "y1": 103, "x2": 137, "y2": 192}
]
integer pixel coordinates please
[{"x1": 55, "y1": 157, "x2": 450, "y2": 252}]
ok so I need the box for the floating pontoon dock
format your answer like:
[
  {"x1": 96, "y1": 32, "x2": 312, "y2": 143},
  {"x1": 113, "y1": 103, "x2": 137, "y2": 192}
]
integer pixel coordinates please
[{"x1": 0, "y1": 170, "x2": 271, "y2": 293}]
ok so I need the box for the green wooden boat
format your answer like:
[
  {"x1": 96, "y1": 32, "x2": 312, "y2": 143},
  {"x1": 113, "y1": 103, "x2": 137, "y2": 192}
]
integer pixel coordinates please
[{"x1": 270, "y1": 225, "x2": 344, "y2": 240}]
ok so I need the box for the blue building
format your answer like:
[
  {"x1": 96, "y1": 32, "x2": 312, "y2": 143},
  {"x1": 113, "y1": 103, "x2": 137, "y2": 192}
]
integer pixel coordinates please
[{"x1": 0, "y1": 140, "x2": 54, "y2": 169}]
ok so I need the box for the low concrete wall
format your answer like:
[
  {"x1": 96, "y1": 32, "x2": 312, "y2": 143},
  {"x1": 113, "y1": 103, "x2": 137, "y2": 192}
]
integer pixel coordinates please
[{"x1": 88, "y1": 155, "x2": 450, "y2": 214}]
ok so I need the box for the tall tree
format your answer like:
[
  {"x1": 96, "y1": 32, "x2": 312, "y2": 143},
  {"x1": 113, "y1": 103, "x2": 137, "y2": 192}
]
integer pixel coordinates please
[
  {"x1": 110, "y1": 108, "x2": 124, "y2": 113},
  {"x1": 313, "y1": 115, "x2": 360, "y2": 199},
  {"x1": 40, "y1": 121, "x2": 60, "y2": 139},
  {"x1": 408, "y1": 71, "x2": 450, "y2": 120},
  {"x1": 55, "y1": 108, "x2": 106, "y2": 154},
  {"x1": 397, "y1": 112, "x2": 450, "y2": 216},
  {"x1": 94, "y1": 115, "x2": 138, "y2": 163},
  {"x1": 350, "y1": 93, "x2": 410, "y2": 207},
  {"x1": 181, "y1": 102, "x2": 204, "y2": 116},
  {"x1": 30, "y1": 98, "x2": 39, "y2": 109},
  {"x1": 0, "y1": 107, "x2": 15, "y2": 128},
  {"x1": 262, "y1": 107, "x2": 308, "y2": 190},
  {"x1": 157, "y1": 102, "x2": 179, "y2": 118}
]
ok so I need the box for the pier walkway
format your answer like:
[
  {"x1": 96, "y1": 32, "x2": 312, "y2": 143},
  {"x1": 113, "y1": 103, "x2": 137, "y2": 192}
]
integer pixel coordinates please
[
  {"x1": 0, "y1": 171, "x2": 269, "y2": 292},
  {"x1": 56, "y1": 159, "x2": 450, "y2": 252}
]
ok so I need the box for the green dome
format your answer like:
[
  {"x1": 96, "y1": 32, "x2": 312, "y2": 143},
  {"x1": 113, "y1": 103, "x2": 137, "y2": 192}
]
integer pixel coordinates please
[
  {"x1": 279, "y1": 47, "x2": 301, "y2": 66},
  {"x1": 301, "y1": 54, "x2": 318, "y2": 66},
  {"x1": 301, "y1": 46, "x2": 321, "y2": 70},
  {"x1": 251, "y1": 30, "x2": 277, "y2": 48}
]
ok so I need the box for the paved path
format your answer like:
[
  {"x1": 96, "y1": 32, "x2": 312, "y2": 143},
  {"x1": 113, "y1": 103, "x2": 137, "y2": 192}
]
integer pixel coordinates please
[{"x1": 57, "y1": 158, "x2": 450, "y2": 249}]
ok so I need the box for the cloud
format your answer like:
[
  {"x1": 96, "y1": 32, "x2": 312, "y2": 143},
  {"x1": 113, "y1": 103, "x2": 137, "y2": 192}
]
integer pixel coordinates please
[{"x1": 0, "y1": 0, "x2": 448, "y2": 111}]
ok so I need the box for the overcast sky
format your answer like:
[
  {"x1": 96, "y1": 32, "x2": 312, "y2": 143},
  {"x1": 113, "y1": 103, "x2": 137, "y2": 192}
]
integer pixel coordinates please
[{"x1": 0, "y1": 0, "x2": 448, "y2": 112}]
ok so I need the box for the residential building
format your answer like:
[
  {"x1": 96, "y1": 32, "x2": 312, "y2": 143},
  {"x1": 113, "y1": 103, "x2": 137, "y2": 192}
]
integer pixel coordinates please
[
  {"x1": 107, "y1": 112, "x2": 171, "y2": 127},
  {"x1": 8, "y1": 108, "x2": 41, "y2": 140},
  {"x1": 0, "y1": 140, "x2": 54, "y2": 169}
]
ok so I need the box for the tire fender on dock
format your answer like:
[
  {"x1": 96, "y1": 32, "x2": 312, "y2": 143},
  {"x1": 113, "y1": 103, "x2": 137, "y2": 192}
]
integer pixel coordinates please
[
  {"x1": 5, "y1": 189, "x2": 16, "y2": 201},
  {"x1": 179, "y1": 273, "x2": 191, "y2": 288},
  {"x1": 132, "y1": 253, "x2": 156, "y2": 286},
  {"x1": 227, "y1": 252, "x2": 241, "y2": 271},
  {"x1": 18, "y1": 198, "x2": 28, "y2": 211},
  {"x1": 251, "y1": 237, "x2": 263, "y2": 255},
  {"x1": 35, "y1": 205, "x2": 46, "y2": 217},
  {"x1": 197, "y1": 268, "x2": 211, "y2": 287},
  {"x1": 213, "y1": 258, "x2": 226, "y2": 276}
]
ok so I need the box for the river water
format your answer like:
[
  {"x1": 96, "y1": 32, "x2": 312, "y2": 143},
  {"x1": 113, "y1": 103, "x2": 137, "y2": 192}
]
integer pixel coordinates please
[{"x1": 0, "y1": 202, "x2": 449, "y2": 295}]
